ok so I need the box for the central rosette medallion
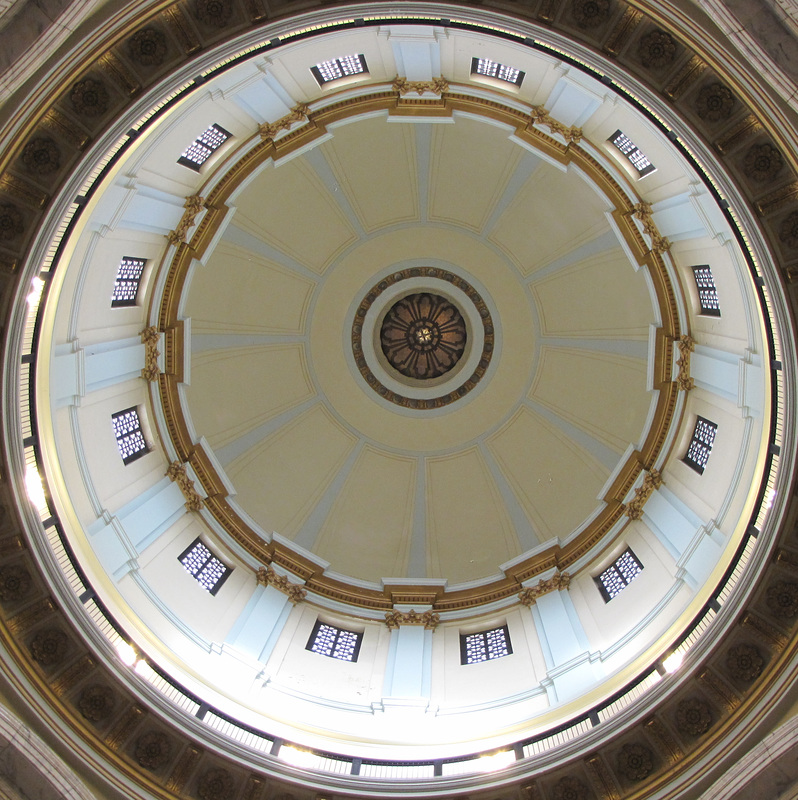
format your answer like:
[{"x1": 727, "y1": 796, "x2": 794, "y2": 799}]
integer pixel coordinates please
[{"x1": 380, "y1": 292, "x2": 467, "y2": 379}]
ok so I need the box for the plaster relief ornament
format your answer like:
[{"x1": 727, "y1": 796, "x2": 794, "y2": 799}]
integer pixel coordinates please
[
  {"x1": 637, "y1": 31, "x2": 677, "y2": 68},
  {"x1": 78, "y1": 684, "x2": 116, "y2": 721},
  {"x1": 21, "y1": 137, "x2": 60, "y2": 175},
  {"x1": 766, "y1": 580, "x2": 798, "y2": 617},
  {"x1": 0, "y1": 563, "x2": 31, "y2": 601},
  {"x1": 571, "y1": 0, "x2": 611, "y2": 29},
  {"x1": 725, "y1": 643, "x2": 764, "y2": 681},
  {"x1": 29, "y1": 627, "x2": 68, "y2": 665},
  {"x1": 694, "y1": 82, "x2": 736, "y2": 122},
  {"x1": 551, "y1": 775, "x2": 590, "y2": 800},
  {"x1": 194, "y1": 0, "x2": 233, "y2": 27},
  {"x1": 0, "y1": 203, "x2": 24, "y2": 241},
  {"x1": 198, "y1": 767, "x2": 235, "y2": 800},
  {"x1": 70, "y1": 79, "x2": 110, "y2": 117},
  {"x1": 616, "y1": 742, "x2": 654, "y2": 781},
  {"x1": 135, "y1": 731, "x2": 173, "y2": 770},
  {"x1": 744, "y1": 143, "x2": 784, "y2": 183},
  {"x1": 675, "y1": 698, "x2": 713, "y2": 735},
  {"x1": 780, "y1": 211, "x2": 798, "y2": 249},
  {"x1": 128, "y1": 27, "x2": 168, "y2": 66}
]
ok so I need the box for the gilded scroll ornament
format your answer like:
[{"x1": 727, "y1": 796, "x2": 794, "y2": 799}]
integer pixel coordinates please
[
  {"x1": 141, "y1": 326, "x2": 160, "y2": 382},
  {"x1": 167, "y1": 194, "x2": 204, "y2": 246},
  {"x1": 625, "y1": 468, "x2": 663, "y2": 520},
  {"x1": 518, "y1": 571, "x2": 571, "y2": 605},
  {"x1": 258, "y1": 104, "x2": 311, "y2": 141},
  {"x1": 675, "y1": 335, "x2": 695, "y2": 391},
  {"x1": 630, "y1": 202, "x2": 671, "y2": 253},
  {"x1": 393, "y1": 77, "x2": 449, "y2": 96},
  {"x1": 166, "y1": 461, "x2": 204, "y2": 512},
  {"x1": 530, "y1": 106, "x2": 582, "y2": 143},
  {"x1": 384, "y1": 609, "x2": 440, "y2": 630},
  {"x1": 256, "y1": 565, "x2": 306, "y2": 604}
]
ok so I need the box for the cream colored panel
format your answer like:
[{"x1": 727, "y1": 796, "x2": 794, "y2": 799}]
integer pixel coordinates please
[
  {"x1": 530, "y1": 248, "x2": 651, "y2": 338},
  {"x1": 313, "y1": 446, "x2": 416, "y2": 580},
  {"x1": 428, "y1": 116, "x2": 521, "y2": 232},
  {"x1": 187, "y1": 344, "x2": 314, "y2": 448},
  {"x1": 530, "y1": 347, "x2": 650, "y2": 453},
  {"x1": 226, "y1": 405, "x2": 358, "y2": 538},
  {"x1": 234, "y1": 159, "x2": 358, "y2": 273},
  {"x1": 487, "y1": 407, "x2": 609, "y2": 541},
  {"x1": 187, "y1": 241, "x2": 315, "y2": 334},
  {"x1": 426, "y1": 448, "x2": 520, "y2": 583},
  {"x1": 489, "y1": 164, "x2": 610, "y2": 274},
  {"x1": 321, "y1": 117, "x2": 418, "y2": 232}
]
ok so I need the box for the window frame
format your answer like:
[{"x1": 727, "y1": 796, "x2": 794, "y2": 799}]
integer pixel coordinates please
[
  {"x1": 111, "y1": 256, "x2": 147, "y2": 307},
  {"x1": 177, "y1": 537, "x2": 232, "y2": 596},
  {"x1": 306, "y1": 620, "x2": 363, "y2": 662},
  {"x1": 177, "y1": 123, "x2": 232, "y2": 171},
  {"x1": 310, "y1": 54, "x2": 368, "y2": 86},
  {"x1": 459, "y1": 624, "x2": 513, "y2": 665},
  {"x1": 110, "y1": 406, "x2": 149, "y2": 465},
  {"x1": 683, "y1": 416, "x2": 719, "y2": 475},
  {"x1": 607, "y1": 129, "x2": 656, "y2": 177},
  {"x1": 594, "y1": 547, "x2": 644, "y2": 602},
  {"x1": 470, "y1": 56, "x2": 525, "y2": 86},
  {"x1": 691, "y1": 265, "x2": 722, "y2": 317}
]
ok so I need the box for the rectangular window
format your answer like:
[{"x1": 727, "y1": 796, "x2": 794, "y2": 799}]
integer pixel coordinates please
[
  {"x1": 311, "y1": 54, "x2": 367, "y2": 86},
  {"x1": 177, "y1": 123, "x2": 232, "y2": 170},
  {"x1": 178, "y1": 538, "x2": 232, "y2": 595},
  {"x1": 306, "y1": 620, "x2": 362, "y2": 662},
  {"x1": 683, "y1": 416, "x2": 718, "y2": 474},
  {"x1": 111, "y1": 256, "x2": 147, "y2": 307},
  {"x1": 608, "y1": 130, "x2": 656, "y2": 176},
  {"x1": 471, "y1": 57, "x2": 525, "y2": 86},
  {"x1": 460, "y1": 625, "x2": 512, "y2": 664},
  {"x1": 596, "y1": 548, "x2": 643, "y2": 601},
  {"x1": 111, "y1": 407, "x2": 148, "y2": 465},
  {"x1": 692, "y1": 265, "x2": 721, "y2": 317}
]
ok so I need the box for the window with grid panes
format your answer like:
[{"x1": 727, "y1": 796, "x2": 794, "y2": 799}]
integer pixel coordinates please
[
  {"x1": 311, "y1": 54, "x2": 367, "y2": 85},
  {"x1": 111, "y1": 407, "x2": 148, "y2": 464},
  {"x1": 177, "y1": 123, "x2": 231, "y2": 170},
  {"x1": 460, "y1": 625, "x2": 512, "y2": 664},
  {"x1": 692, "y1": 265, "x2": 721, "y2": 316},
  {"x1": 306, "y1": 620, "x2": 362, "y2": 661},
  {"x1": 596, "y1": 548, "x2": 643, "y2": 601},
  {"x1": 111, "y1": 257, "x2": 147, "y2": 307},
  {"x1": 178, "y1": 538, "x2": 231, "y2": 595},
  {"x1": 608, "y1": 130, "x2": 656, "y2": 176},
  {"x1": 683, "y1": 416, "x2": 718, "y2": 474},
  {"x1": 471, "y1": 57, "x2": 525, "y2": 86}
]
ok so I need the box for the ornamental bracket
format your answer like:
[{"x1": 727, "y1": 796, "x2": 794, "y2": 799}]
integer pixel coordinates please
[
  {"x1": 518, "y1": 571, "x2": 571, "y2": 606},
  {"x1": 624, "y1": 468, "x2": 663, "y2": 520},
  {"x1": 384, "y1": 609, "x2": 440, "y2": 630},
  {"x1": 256, "y1": 565, "x2": 307, "y2": 604}
]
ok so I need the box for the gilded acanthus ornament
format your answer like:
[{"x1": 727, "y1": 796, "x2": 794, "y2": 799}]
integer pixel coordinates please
[
  {"x1": 384, "y1": 609, "x2": 440, "y2": 630},
  {"x1": 675, "y1": 335, "x2": 695, "y2": 391},
  {"x1": 530, "y1": 106, "x2": 582, "y2": 143},
  {"x1": 166, "y1": 461, "x2": 204, "y2": 512},
  {"x1": 630, "y1": 202, "x2": 671, "y2": 253},
  {"x1": 256, "y1": 566, "x2": 306, "y2": 604},
  {"x1": 625, "y1": 469, "x2": 663, "y2": 520},
  {"x1": 393, "y1": 76, "x2": 449, "y2": 96},
  {"x1": 258, "y1": 104, "x2": 311, "y2": 141},
  {"x1": 518, "y1": 571, "x2": 571, "y2": 606},
  {"x1": 167, "y1": 194, "x2": 204, "y2": 246},
  {"x1": 141, "y1": 326, "x2": 161, "y2": 382}
]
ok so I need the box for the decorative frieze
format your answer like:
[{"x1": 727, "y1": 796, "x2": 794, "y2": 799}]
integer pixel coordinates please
[
  {"x1": 167, "y1": 195, "x2": 204, "y2": 246},
  {"x1": 166, "y1": 461, "x2": 204, "y2": 512},
  {"x1": 141, "y1": 326, "x2": 161, "y2": 382},
  {"x1": 519, "y1": 571, "x2": 571, "y2": 605},
  {"x1": 603, "y1": 8, "x2": 643, "y2": 56},
  {"x1": 165, "y1": 745, "x2": 203, "y2": 793},
  {"x1": 530, "y1": 106, "x2": 582, "y2": 143},
  {"x1": 256, "y1": 565, "x2": 306, "y2": 604},
  {"x1": 625, "y1": 468, "x2": 663, "y2": 520},
  {"x1": 258, "y1": 104, "x2": 310, "y2": 141},
  {"x1": 675, "y1": 334, "x2": 695, "y2": 391},
  {"x1": 384, "y1": 609, "x2": 440, "y2": 630},
  {"x1": 393, "y1": 77, "x2": 449, "y2": 95},
  {"x1": 664, "y1": 55, "x2": 706, "y2": 100},
  {"x1": 630, "y1": 201, "x2": 671, "y2": 253}
]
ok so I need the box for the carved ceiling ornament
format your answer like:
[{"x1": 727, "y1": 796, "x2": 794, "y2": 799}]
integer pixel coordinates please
[
  {"x1": 194, "y1": 0, "x2": 233, "y2": 27},
  {"x1": 393, "y1": 76, "x2": 449, "y2": 95},
  {"x1": 166, "y1": 461, "x2": 204, "y2": 512},
  {"x1": 135, "y1": 731, "x2": 173, "y2": 770},
  {"x1": 384, "y1": 609, "x2": 440, "y2": 630},
  {"x1": 258, "y1": 104, "x2": 310, "y2": 141},
  {"x1": 744, "y1": 143, "x2": 784, "y2": 183},
  {"x1": 779, "y1": 211, "x2": 798, "y2": 249},
  {"x1": 675, "y1": 697, "x2": 713, "y2": 735},
  {"x1": 21, "y1": 137, "x2": 61, "y2": 175},
  {"x1": 637, "y1": 30, "x2": 677, "y2": 69},
  {"x1": 725, "y1": 643, "x2": 764, "y2": 681},
  {"x1": 570, "y1": 0, "x2": 611, "y2": 29},
  {"x1": 70, "y1": 79, "x2": 110, "y2": 117},
  {"x1": 630, "y1": 201, "x2": 671, "y2": 253},
  {"x1": 616, "y1": 742, "x2": 654, "y2": 781},
  {"x1": 141, "y1": 326, "x2": 160, "y2": 382},
  {"x1": 551, "y1": 775, "x2": 589, "y2": 800},
  {"x1": 167, "y1": 194, "x2": 204, "y2": 246},
  {"x1": 694, "y1": 82, "x2": 735, "y2": 122},
  {"x1": 256, "y1": 566, "x2": 307, "y2": 604},
  {"x1": 675, "y1": 334, "x2": 695, "y2": 392},
  {"x1": 530, "y1": 106, "x2": 583, "y2": 143},
  {"x1": 519, "y1": 572, "x2": 571, "y2": 605},
  {"x1": 198, "y1": 767, "x2": 235, "y2": 800},
  {"x1": 624, "y1": 468, "x2": 663, "y2": 520},
  {"x1": 78, "y1": 683, "x2": 117, "y2": 721},
  {"x1": 128, "y1": 27, "x2": 168, "y2": 66},
  {"x1": 29, "y1": 627, "x2": 69, "y2": 665},
  {"x1": 0, "y1": 563, "x2": 32, "y2": 602},
  {"x1": 766, "y1": 580, "x2": 798, "y2": 618},
  {"x1": 0, "y1": 203, "x2": 24, "y2": 242}
]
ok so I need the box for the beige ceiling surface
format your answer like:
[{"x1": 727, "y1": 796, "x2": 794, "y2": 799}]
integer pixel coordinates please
[{"x1": 183, "y1": 112, "x2": 657, "y2": 585}]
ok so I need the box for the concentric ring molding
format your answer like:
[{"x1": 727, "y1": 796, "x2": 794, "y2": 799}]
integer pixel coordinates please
[{"x1": 0, "y1": 2, "x2": 794, "y2": 800}]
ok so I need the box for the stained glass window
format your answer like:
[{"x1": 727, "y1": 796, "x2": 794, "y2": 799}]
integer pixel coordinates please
[
  {"x1": 178, "y1": 538, "x2": 231, "y2": 595},
  {"x1": 460, "y1": 625, "x2": 512, "y2": 664},
  {"x1": 111, "y1": 257, "x2": 147, "y2": 307},
  {"x1": 178, "y1": 123, "x2": 231, "y2": 170},
  {"x1": 596, "y1": 549, "x2": 643, "y2": 601},
  {"x1": 471, "y1": 57, "x2": 525, "y2": 86},
  {"x1": 692, "y1": 265, "x2": 721, "y2": 316},
  {"x1": 311, "y1": 55, "x2": 367, "y2": 85},
  {"x1": 306, "y1": 620, "x2": 362, "y2": 661},
  {"x1": 684, "y1": 416, "x2": 718, "y2": 474},
  {"x1": 608, "y1": 130, "x2": 656, "y2": 176},
  {"x1": 111, "y1": 407, "x2": 148, "y2": 464}
]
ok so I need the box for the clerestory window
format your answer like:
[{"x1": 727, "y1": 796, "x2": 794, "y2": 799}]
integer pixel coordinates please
[
  {"x1": 111, "y1": 407, "x2": 148, "y2": 464},
  {"x1": 111, "y1": 256, "x2": 147, "y2": 307},
  {"x1": 608, "y1": 129, "x2": 656, "y2": 176},
  {"x1": 683, "y1": 416, "x2": 718, "y2": 474},
  {"x1": 692, "y1": 265, "x2": 721, "y2": 317},
  {"x1": 596, "y1": 548, "x2": 643, "y2": 601},
  {"x1": 306, "y1": 620, "x2": 363, "y2": 661},
  {"x1": 471, "y1": 57, "x2": 525, "y2": 86},
  {"x1": 177, "y1": 123, "x2": 231, "y2": 170},
  {"x1": 460, "y1": 625, "x2": 512, "y2": 664},
  {"x1": 311, "y1": 54, "x2": 367, "y2": 86},
  {"x1": 178, "y1": 538, "x2": 231, "y2": 595}
]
